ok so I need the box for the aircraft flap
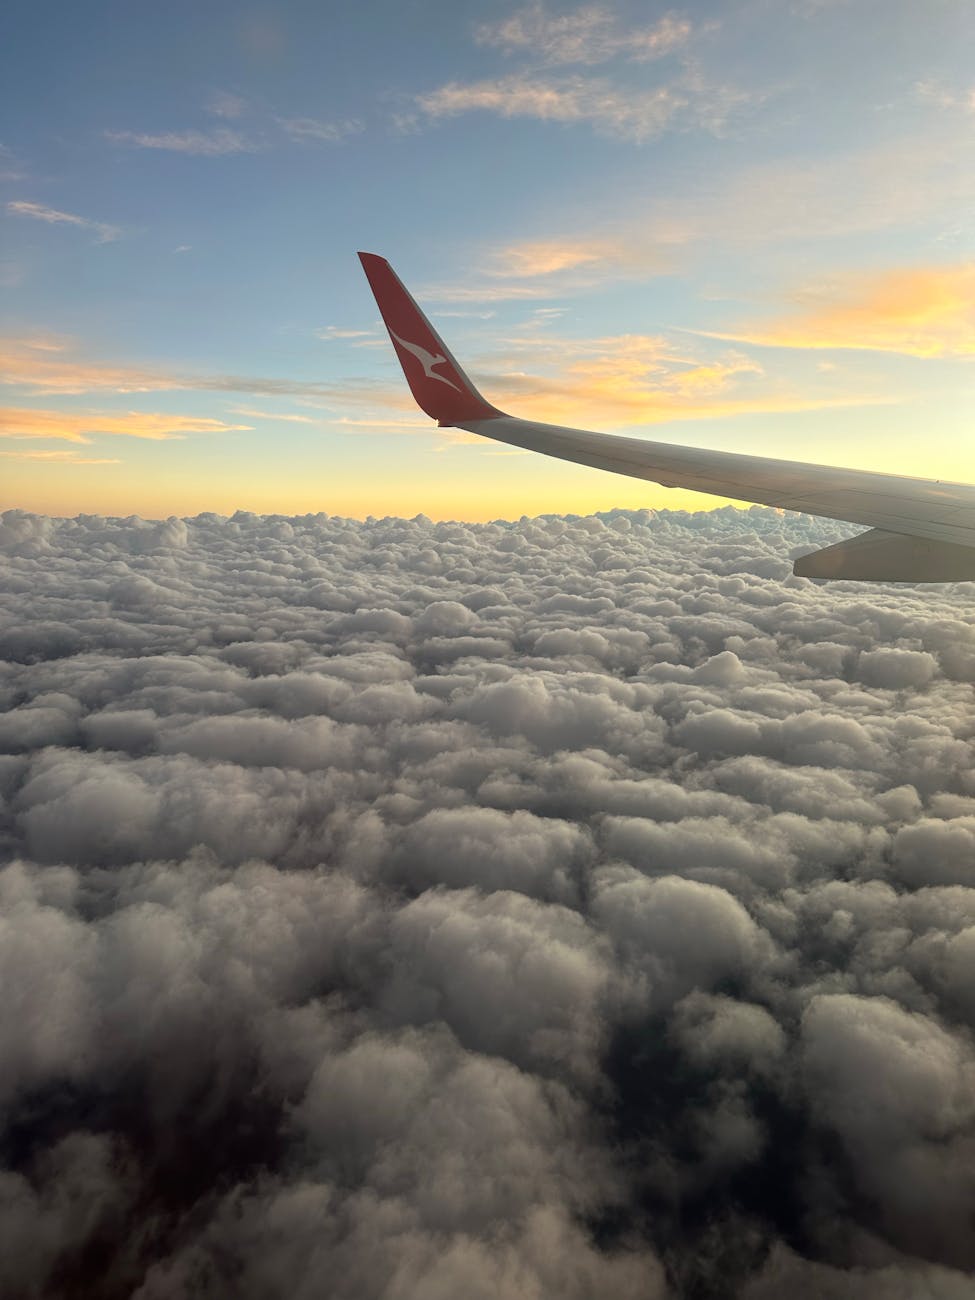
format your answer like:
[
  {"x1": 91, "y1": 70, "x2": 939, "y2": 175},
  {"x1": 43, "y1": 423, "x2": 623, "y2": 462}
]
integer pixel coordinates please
[{"x1": 793, "y1": 529, "x2": 975, "y2": 582}]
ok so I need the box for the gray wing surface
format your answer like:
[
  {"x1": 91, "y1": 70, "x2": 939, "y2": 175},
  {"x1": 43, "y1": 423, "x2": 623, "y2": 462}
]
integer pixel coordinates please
[{"x1": 359, "y1": 250, "x2": 975, "y2": 582}]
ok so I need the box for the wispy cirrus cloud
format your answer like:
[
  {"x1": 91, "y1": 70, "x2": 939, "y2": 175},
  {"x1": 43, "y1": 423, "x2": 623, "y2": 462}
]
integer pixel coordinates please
[
  {"x1": 108, "y1": 100, "x2": 362, "y2": 157},
  {"x1": 315, "y1": 326, "x2": 376, "y2": 340},
  {"x1": 1, "y1": 337, "x2": 190, "y2": 395},
  {"x1": 0, "y1": 142, "x2": 27, "y2": 182},
  {"x1": 417, "y1": 75, "x2": 684, "y2": 141},
  {"x1": 206, "y1": 91, "x2": 248, "y2": 120},
  {"x1": 333, "y1": 416, "x2": 433, "y2": 432},
  {"x1": 418, "y1": 236, "x2": 668, "y2": 308},
  {"x1": 231, "y1": 407, "x2": 319, "y2": 424},
  {"x1": 417, "y1": 67, "x2": 755, "y2": 142},
  {"x1": 105, "y1": 127, "x2": 257, "y2": 156},
  {"x1": 418, "y1": 280, "x2": 562, "y2": 304},
  {"x1": 7, "y1": 200, "x2": 121, "y2": 244},
  {"x1": 456, "y1": 132, "x2": 975, "y2": 309},
  {"x1": 913, "y1": 79, "x2": 975, "y2": 113},
  {"x1": 0, "y1": 407, "x2": 250, "y2": 444},
  {"x1": 415, "y1": 4, "x2": 752, "y2": 143},
  {"x1": 326, "y1": 325, "x2": 889, "y2": 433},
  {"x1": 489, "y1": 239, "x2": 619, "y2": 277},
  {"x1": 704, "y1": 265, "x2": 975, "y2": 358},
  {"x1": 488, "y1": 234, "x2": 675, "y2": 285},
  {"x1": 476, "y1": 4, "x2": 693, "y2": 66},
  {"x1": 436, "y1": 308, "x2": 498, "y2": 319},
  {"x1": 277, "y1": 116, "x2": 363, "y2": 143},
  {"x1": 0, "y1": 335, "x2": 378, "y2": 404},
  {"x1": 465, "y1": 331, "x2": 891, "y2": 429}
]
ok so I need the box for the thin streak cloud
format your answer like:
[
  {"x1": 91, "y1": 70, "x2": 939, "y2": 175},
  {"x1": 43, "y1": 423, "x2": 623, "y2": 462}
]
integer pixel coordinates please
[
  {"x1": 277, "y1": 116, "x2": 363, "y2": 143},
  {"x1": 0, "y1": 143, "x2": 27, "y2": 182},
  {"x1": 418, "y1": 281, "x2": 557, "y2": 303},
  {"x1": 0, "y1": 448, "x2": 121, "y2": 463},
  {"x1": 489, "y1": 239, "x2": 620, "y2": 277},
  {"x1": 7, "y1": 200, "x2": 121, "y2": 244},
  {"x1": 315, "y1": 327, "x2": 377, "y2": 340},
  {"x1": 417, "y1": 75, "x2": 689, "y2": 141},
  {"x1": 105, "y1": 128, "x2": 257, "y2": 155},
  {"x1": 231, "y1": 407, "x2": 320, "y2": 424},
  {"x1": 0, "y1": 337, "x2": 373, "y2": 403},
  {"x1": 0, "y1": 407, "x2": 251, "y2": 443}
]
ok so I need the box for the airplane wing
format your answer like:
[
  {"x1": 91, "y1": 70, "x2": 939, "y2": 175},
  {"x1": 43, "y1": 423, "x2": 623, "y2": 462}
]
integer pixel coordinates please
[{"x1": 359, "y1": 251, "x2": 975, "y2": 581}]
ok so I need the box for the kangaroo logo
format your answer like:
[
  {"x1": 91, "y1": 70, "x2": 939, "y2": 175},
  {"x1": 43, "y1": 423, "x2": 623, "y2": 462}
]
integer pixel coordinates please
[{"x1": 390, "y1": 330, "x2": 462, "y2": 393}]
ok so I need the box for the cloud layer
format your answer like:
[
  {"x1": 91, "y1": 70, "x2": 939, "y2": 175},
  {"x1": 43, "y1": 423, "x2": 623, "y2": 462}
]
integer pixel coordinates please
[{"x1": 2, "y1": 506, "x2": 975, "y2": 1298}]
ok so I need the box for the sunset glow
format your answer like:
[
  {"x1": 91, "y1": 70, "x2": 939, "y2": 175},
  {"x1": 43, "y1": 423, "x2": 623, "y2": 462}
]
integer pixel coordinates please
[{"x1": 2, "y1": 1, "x2": 973, "y2": 519}]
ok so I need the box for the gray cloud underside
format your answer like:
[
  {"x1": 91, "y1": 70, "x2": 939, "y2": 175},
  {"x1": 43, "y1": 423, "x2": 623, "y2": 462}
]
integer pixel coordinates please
[{"x1": 2, "y1": 505, "x2": 975, "y2": 1299}]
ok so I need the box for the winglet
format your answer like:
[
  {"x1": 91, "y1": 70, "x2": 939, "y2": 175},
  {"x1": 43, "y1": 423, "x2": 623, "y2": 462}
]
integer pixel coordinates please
[{"x1": 358, "y1": 252, "x2": 503, "y2": 425}]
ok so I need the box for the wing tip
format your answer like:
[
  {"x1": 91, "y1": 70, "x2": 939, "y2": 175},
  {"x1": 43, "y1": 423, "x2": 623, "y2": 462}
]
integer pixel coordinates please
[{"x1": 357, "y1": 250, "x2": 503, "y2": 426}]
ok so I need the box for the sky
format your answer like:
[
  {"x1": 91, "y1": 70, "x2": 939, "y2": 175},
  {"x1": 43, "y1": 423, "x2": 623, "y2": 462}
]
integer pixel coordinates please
[{"x1": 1, "y1": 0, "x2": 974, "y2": 519}]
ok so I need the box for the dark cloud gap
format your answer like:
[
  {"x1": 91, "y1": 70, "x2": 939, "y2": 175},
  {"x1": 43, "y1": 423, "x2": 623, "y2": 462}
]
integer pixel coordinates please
[
  {"x1": 597, "y1": 1005, "x2": 869, "y2": 1299},
  {"x1": 4, "y1": 1071, "x2": 286, "y2": 1299},
  {"x1": 2, "y1": 505, "x2": 975, "y2": 1298}
]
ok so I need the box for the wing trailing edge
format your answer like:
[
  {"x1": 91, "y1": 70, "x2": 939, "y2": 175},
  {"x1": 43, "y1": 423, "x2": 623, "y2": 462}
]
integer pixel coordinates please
[{"x1": 358, "y1": 251, "x2": 975, "y2": 582}]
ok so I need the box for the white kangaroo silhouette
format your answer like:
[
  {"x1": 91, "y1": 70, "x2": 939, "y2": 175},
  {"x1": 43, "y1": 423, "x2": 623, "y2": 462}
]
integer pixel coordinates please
[{"x1": 390, "y1": 330, "x2": 462, "y2": 392}]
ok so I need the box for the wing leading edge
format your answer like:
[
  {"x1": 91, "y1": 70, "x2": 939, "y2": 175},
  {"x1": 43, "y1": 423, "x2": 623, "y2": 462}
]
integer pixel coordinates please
[{"x1": 358, "y1": 251, "x2": 975, "y2": 582}]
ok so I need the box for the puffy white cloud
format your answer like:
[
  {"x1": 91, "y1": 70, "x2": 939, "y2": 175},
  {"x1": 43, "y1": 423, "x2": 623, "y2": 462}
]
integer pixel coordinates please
[
  {"x1": 1, "y1": 504, "x2": 975, "y2": 1294},
  {"x1": 594, "y1": 868, "x2": 777, "y2": 1008},
  {"x1": 857, "y1": 647, "x2": 939, "y2": 690},
  {"x1": 381, "y1": 888, "x2": 612, "y2": 1080},
  {"x1": 390, "y1": 806, "x2": 592, "y2": 902}
]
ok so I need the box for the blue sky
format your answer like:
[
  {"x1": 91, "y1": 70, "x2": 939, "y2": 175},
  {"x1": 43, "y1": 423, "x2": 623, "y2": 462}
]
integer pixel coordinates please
[{"x1": 2, "y1": 0, "x2": 973, "y2": 518}]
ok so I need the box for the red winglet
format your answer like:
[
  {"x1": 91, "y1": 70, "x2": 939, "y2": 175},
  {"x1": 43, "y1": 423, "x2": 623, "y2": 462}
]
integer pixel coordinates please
[{"x1": 358, "y1": 252, "x2": 503, "y2": 426}]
